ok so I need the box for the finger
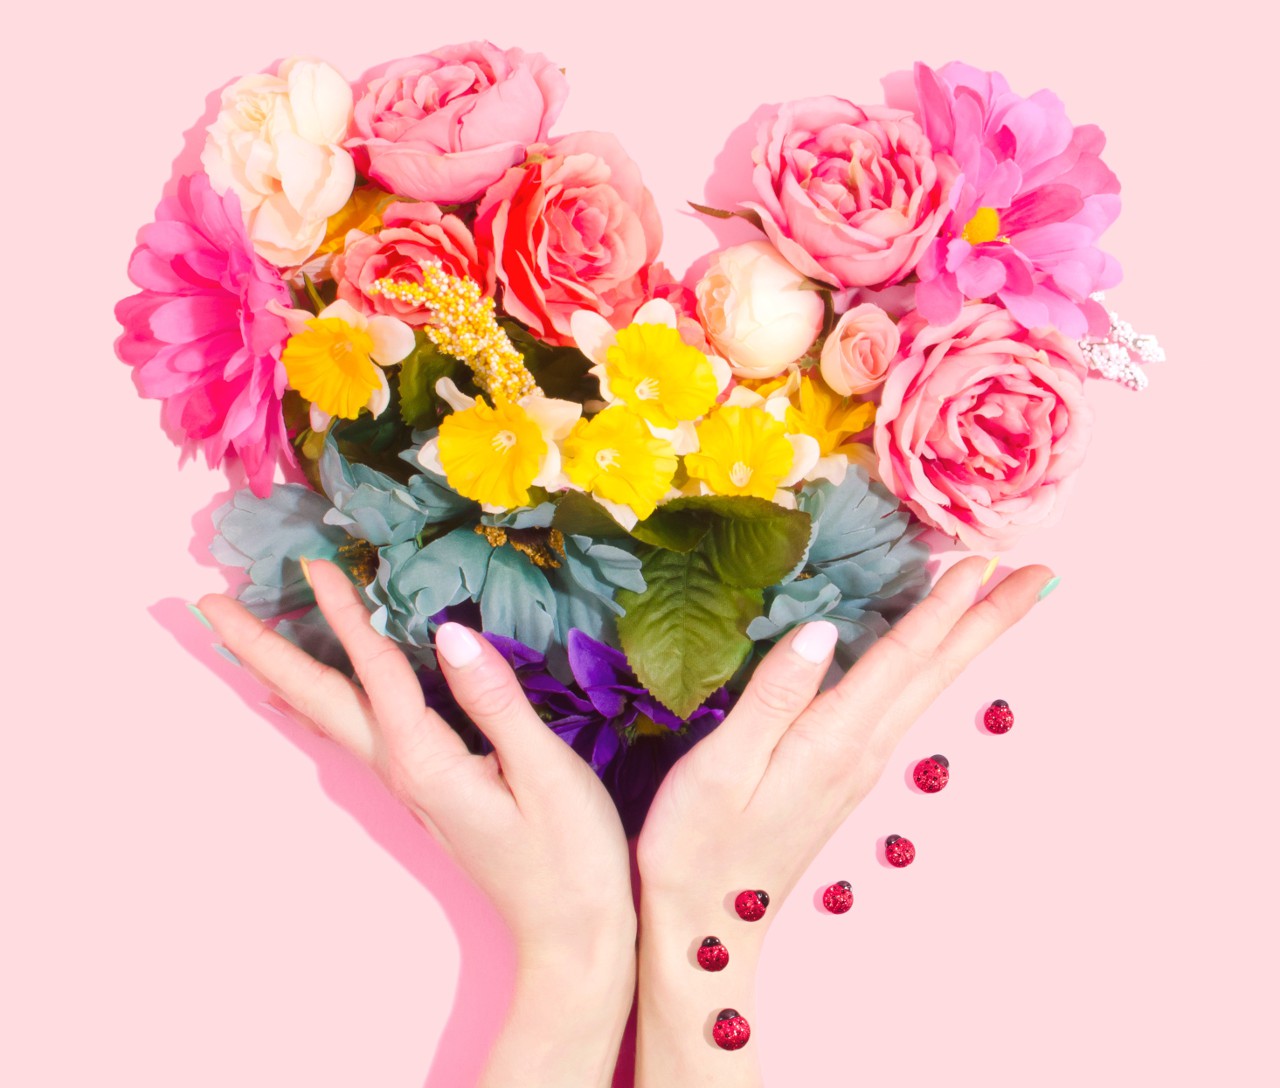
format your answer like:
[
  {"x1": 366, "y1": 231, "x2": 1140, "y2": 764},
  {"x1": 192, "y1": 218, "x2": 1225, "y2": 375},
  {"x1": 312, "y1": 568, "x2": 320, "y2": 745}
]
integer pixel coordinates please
[
  {"x1": 198, "y1": 592, "x2": 378, "y2": 763},
  {"x1": 798, "y1": 555, "x2": 992, "y2": 745},
  {"x1": 871, "y1": 564, "x2": 1056, "y2": 752},
  {"x1": 308, "y1": 559, "x2": 472, "y2": 782},
  {"x1": 696, "y1": 620, "x2": 839, "y2": 789},
  {"x1": 434, "y1": 622, "x2": 575, "y2": 797}
]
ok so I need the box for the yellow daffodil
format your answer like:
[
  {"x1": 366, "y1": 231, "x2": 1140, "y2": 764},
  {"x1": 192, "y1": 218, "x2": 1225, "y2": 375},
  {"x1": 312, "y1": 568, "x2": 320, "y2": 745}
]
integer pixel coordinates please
[
  {"x1": 435, "y1": 397, "x2": 549, "y2": 510},
  {"x1": 314, "y1": 187, "x2": 398, "y2": 258},
  {"x1": 563, "y1": 406, "x2": 678, "y2": 527},
  {"x1": 684, "y1": 404, "x2": 796, "y2": 500},
  {"x1": 786, "y1": 373, "x2": 875, "y2": 457},
  {"x1": 279, "y1": 299, "x2": 414, "y2": 424}
]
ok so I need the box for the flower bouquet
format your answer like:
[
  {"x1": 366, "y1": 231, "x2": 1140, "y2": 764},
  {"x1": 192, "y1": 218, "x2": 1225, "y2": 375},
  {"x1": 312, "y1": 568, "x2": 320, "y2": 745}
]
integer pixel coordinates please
[{"x1": 116, "y1": 45, "x2": 1161, "y2": 832}]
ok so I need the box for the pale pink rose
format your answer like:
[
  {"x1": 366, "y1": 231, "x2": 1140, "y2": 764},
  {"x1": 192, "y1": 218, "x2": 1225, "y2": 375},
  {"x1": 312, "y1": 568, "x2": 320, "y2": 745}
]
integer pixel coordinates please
[
  {"x1": 745, "y1": 97, "x2": 957, "y2": 290},
  {"x1": 696, "y1": 241, "x2": 824, "y2": 379},
  {"x1": 347, "y1": 42, "x2": 568, "y2": 204},
  {"x1": 874, "y1": 304, "x2": 1092, "y2": 550},
  {"x1": 476, "y1": 132, "x2": 663, "y2": 346},
  {"x1": 331, "y1": 201, "x2": 494, "y2": 325},
  {"x1": 819, "y1": 304, "x2": 900, "y2": 395},
  {"x1": 202, "y1": 59, "x2": 356, "y2": 267}
]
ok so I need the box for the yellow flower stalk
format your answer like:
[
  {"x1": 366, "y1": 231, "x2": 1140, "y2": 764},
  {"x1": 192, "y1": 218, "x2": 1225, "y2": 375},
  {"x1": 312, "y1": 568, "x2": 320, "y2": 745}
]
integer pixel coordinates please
[
  {"x1": 563, "y1": 406, "x2": 678, "y2": 522},
  {"x1": 436, "y1": 396, "x2": 549, "y2": 510},
  {"x1": 685, "y1": 404, "x2": 796, "y2": 500},
  {"x1": 602, "y1": 323, "x2": 720, "y2": 429},
  {"x1": 367, "y1": 263, "x2": 539, "y2": 402}
]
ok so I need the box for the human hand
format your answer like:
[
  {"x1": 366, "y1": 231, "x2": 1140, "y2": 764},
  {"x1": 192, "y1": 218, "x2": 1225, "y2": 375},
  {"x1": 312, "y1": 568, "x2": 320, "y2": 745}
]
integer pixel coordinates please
[
  {"x1": 197, "y1": 558, "x2": 635, "y2": 1087},
  {"x1": 634, "y1": 556, "x2": 1056, "y2": 1084}
]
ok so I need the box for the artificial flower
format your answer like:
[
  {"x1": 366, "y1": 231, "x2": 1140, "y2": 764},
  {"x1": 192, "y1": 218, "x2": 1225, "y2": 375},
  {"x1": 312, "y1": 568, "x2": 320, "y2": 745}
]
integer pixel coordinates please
[
  {"x1": 745, "y1": 96, "x2": 958, "y2": 289},
  {"x1": 562, "y1": 406, "x2": 678, "y2": 528},
  {"x1": 347, "y1": 42, "x2": 568, "y2": 203},
  {"x1": 684, "y1": 404, "x2": 799, "y2": 500},
  {"x1": 884, "y1": 61, "x2": 1121, "y2": 337},
  {"x1": 114, "y1": 174, "x2": 294, "y2": 497},
  {"x1": 313, "y1": 186, "x2": 398, "y2": 259},
  {"x1": 819, "y1": 303, "x2": 900, "y2": 395},
  {"x1": 695, "y1": 240, "x2": 825, "y2": 378},
  {"x1": 785, "y1": 373, "x2": 875, "y2": 479},
  {"x1": 477, "y1": 132, "x2": 664, "y2": 346},
  {"x1": 202, "y1": 58, "x2": 356, "y2": 267},
  {"x1": 278, "y1": 299, "x2": 414, "y2": 426}
]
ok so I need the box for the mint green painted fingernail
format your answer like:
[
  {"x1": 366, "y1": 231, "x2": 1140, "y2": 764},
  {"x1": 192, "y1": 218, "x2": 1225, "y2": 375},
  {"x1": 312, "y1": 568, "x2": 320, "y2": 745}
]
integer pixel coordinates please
[
  {"x1": 213, "y1": 644, "x2": 242, "y2": 667},
  {"x1": 186, "y1": 602, "x2": 213, "y2": 630},
  {"x1": 1036, "y1": 576, "x2": 1061, "y2": 601}
]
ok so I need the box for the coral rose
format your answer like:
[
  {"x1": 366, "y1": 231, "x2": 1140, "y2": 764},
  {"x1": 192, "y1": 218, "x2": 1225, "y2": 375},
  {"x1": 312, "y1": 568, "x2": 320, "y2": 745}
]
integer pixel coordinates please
[
  {"x1": 347, "y1": 42, "x2": 568, "y2": 203},
  {"x1": 819, "y1": 303, "x2": 900, "y2": 395},
  {"x1": 874, "y1": 304, "x2": 1092, "y2": 549},
  {"x1": 331, "y1": 201, "x2": 493, "y2": 325},
  {"x1": 476, "y1": 132, "x2": 663, "y2": 346},
  {"x1": 745, "y1": 96, "x2": 957, "y2": 290}
]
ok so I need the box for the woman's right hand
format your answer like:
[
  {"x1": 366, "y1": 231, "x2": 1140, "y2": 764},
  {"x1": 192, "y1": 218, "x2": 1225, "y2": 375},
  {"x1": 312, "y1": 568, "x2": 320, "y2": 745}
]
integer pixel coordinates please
[{"x1": 633, "y1": 556, "x2": 1057, "y2": 1085}]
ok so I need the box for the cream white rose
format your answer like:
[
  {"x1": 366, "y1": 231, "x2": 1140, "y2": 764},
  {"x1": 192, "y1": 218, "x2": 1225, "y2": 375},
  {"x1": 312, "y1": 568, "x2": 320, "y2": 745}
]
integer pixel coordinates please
[
  {"x1": 202, "y1": 58, "x2": 356, "y2": 267},
  {"x1": 695, "y1": 240, "x2": 825, "y2": 378}
]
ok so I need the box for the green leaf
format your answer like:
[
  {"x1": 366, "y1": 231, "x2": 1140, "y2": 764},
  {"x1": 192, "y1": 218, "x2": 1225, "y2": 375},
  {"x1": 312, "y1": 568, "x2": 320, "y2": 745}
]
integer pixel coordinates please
[
  {"x1": 499, "y1": 320, "x2": 598, "y2": 402},
  {"x1": 616, "y1": 549, "x2": 762, "y2": 718},
  {"x1": 552, "y1": 490, "x2": 630, "y2": 540},
  {"x1": 398, "y1": 335, "x2": 459, "y2": 429},
  {"x1": 628, "y1": 509, "x2": 711, "y2": 553}
]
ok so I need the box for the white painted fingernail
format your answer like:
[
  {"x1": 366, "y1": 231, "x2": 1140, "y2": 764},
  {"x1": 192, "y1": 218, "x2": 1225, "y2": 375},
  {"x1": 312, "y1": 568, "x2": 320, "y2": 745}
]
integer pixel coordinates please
[
  {"x1": 792, "y1": 620, "x2": 839, "y2": 664},
  {"x1": 436, "y1": 623, "x2": 483, "y2": 668}
]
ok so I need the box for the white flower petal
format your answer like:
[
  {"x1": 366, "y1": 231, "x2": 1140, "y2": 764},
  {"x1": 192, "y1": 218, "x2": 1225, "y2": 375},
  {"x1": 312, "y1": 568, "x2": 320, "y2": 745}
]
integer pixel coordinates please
[
  {"x1": 267, "y1": 298, "x2": 311, "y2": 335},
  {"x1": 649, "y1": 420, "x2": 699, "y2": 455},
  {"x1": 709, "y1": 353, "x2": 733, "y2": 393},
  {"x1": 632, "y1": 297, "x2": 678, "y2": 328},
  {"x1": 809, "y1": 453, "x2": 849, "y2": 485},
  {"x1": 532, "y1": 441, "x2": 568, "y2": 491},
  {"x1": 725, "y1": 385, "x2": 765, "y2": 409},
  {"x1": 762, "y1": 396, "x2": 791, "y2": 423},
  {"x1": 594, "y1": 495, "x2": 639, "y2": 532},
  {"x1": 780, "y1": 433, "x2": 820, "y2": 487},
  {"x1": 367, "y1": 315, "x2": 416, "y2": 366},
  {"x1": 317, "y1": 298, "x2": 365, "y2": 325},
  {"x1": 521, "y1": 395, "x2": 582, "y2": 441},
  {"x1": 416, "y1": 437, "x2": 446, "y2": 477},
  {"x1": 569, "y1": 310, "x2": 618, "y2": 365},
  {"x1": 435, "y1": 377, "x2": 475, "y2": 412},
  {"x1": 587, "y1": 362, "x2": 617, "y2": 405},
  {"x1": 771, "y1": 489, "x2": 799, "y2": 510},
  {"x1": 284, "y1": 59, "x2": 354, "y2": 146},
  {"x1": 309, "y1": 404, "x2": 332, "y2": 432},
  {"x1": 368, "y1": 368, "x2": 392, "y2": 417}
]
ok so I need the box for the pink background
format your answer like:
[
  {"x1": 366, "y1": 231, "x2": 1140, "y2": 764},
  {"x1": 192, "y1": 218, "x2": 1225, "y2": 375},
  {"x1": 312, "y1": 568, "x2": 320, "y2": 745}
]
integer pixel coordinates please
[{"x1": 4, "y1": 1, "x2": 1276, "y2": 1084}]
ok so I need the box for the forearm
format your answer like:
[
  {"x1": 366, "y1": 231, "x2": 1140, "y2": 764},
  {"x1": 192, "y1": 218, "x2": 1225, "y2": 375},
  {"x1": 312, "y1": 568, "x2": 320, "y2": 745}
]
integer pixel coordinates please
[
  {"x1": 480, "y1": 932, "x2": 636, "y2": 1088},
  {"x1": 635, "y1": 896, "x2": 765, "y2": 1088}
]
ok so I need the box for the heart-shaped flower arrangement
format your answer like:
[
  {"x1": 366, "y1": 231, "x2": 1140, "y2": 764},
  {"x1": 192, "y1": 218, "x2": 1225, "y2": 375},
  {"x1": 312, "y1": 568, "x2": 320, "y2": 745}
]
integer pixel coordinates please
[{"x1": 116, "y1": 42, "x2": 1161, "y2": 832}]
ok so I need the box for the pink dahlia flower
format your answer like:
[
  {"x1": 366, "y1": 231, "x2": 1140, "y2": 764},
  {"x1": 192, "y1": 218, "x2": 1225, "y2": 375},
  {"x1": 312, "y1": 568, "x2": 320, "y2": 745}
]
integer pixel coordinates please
[
  {"x1": 884, "y1": 62, "x2": 1121, "y2": 338},
  {"x1": 115, "y1": 173, "x2": 294, "y2": 497},
  {"x1": 874, "y1": 304, "x2": 1093, "y2": 550}
]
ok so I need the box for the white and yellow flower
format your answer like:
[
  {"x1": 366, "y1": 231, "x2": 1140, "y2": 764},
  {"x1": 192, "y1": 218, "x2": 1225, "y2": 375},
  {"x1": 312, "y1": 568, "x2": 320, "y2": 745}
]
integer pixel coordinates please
[
  {"x1": 684, "y1": 403, "x2": 806, "y2": 503},
  {"x1": 570, "y1": 299, "x2": 731, "y2": 454},
  {"x1": 562, "y1": 406, "x2": 679, "y2": 529}
]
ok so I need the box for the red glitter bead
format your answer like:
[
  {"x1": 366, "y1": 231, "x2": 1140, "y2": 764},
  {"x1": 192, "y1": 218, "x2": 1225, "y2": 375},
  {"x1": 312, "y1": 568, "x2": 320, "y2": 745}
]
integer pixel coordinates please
[
  {"x1": 734, "y1": 889, "x2": 769, "y2": 922},
  {"x1": 713, "y1": 1009, "x2": 751, "y2": 1051},
  {"x1": 822, "y1": 881, "x2": 853, "y2": 914},
  {"x1": 913, "y1": 754, "x2": 950, "y2": 793},
  {"x1": 697, "y1": 937, "x2": 729, "y2": 971},
  {"x1": 984, "y1": 699, "x2": 1014, "y2": 734},
  {"x1": 885, "y1": 834, "x2": 916, "y2": 868}
]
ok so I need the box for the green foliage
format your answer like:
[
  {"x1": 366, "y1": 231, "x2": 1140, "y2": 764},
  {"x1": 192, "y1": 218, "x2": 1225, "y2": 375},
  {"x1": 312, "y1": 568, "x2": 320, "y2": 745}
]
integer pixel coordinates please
[{"x1": 398, "y1": 334, "x2": 461, "y2": 429}]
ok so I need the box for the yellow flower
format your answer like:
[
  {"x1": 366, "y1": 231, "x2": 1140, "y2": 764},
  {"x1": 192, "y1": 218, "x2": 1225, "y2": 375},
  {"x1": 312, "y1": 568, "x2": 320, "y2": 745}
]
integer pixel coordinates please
[
  {"x1": 602, "y1": 323, "x2": 720, "y2": 429},
  {"x1": 314, "y1": 187, "x2": 398, "y2": 258},
  {"x1": 563, "y1": 406, "x2": 678, "y2": 523},
  {"x1": 685, "y1": 405, "x2": 795, "y2": 500},
  {"x1": 786, "y1": 373, "x2": 876, "y2": 457},
  {"x1": 437, "y1": 397, "x2": 548, "y2": 509}
]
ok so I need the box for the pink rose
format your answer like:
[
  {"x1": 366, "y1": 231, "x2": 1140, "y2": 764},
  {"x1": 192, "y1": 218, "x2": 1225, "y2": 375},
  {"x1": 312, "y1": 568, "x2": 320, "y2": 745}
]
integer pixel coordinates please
[
  {"x1": 331, "y1": 201, "x2": 493, "y2": 325},
  {"x1": 476, "y1": 132, "x2": 663, "y2": 346},
  {"x1": 874, "y1": 304, "x2": 1092, "y2": 549},
  {"x1": 347, "y1": 42, "x2": 568, "y2": 203},
  {"x1": 745, "y1": 97, "x2": 957, "y2": 290},
  {"x1": 819, "y1": 303, "x2": 900, "y2": 395}
]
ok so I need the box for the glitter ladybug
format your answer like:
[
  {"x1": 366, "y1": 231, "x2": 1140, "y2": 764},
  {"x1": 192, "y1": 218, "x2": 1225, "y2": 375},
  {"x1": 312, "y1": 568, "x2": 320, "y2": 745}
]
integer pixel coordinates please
[
  {"x1": 913, "y1": 754, "x2": 950, "y2": 793},
  {"x1": 713, "y1": 1009, "x2": 751, "y2": 1051},
  {"x1": 885, "y1": 835, "x2": 916, "y2": 868},
  {"x1": 822, "y1": 881, "x2": 853, "y2": 914},
  {"x1": 697, "y1": 937, "x2": 729, "y2": 972},
  {"x1": 984, "y1": 699, "x2": 1014, "y2": 734},
  {"x1": 734, "y1": 889, "x2": 769, "y2": 922}
]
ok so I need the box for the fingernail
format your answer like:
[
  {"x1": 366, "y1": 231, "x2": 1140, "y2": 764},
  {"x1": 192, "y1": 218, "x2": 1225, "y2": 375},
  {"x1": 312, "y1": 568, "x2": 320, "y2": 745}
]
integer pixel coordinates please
[
  {"x1": 792, "y1": 620, "x2": 839, "y2": 665},
  {"x1": 186, "y1": 602, "x2": 213, "y2": 629},
  {"x1": 980, "y1": 556, "x2": 1000, "y2": 587},
  {"x1": 436, "y1": 622, "x2": 483, "y2": 668},
  {"x1": 213, "y1": 643, "x2": 242, "y2": 667},
  {"x1": 299, "y1": 555, "x2": 313, "y2": 588},
  {"x1": 1036, "y1": 575, "x2": 1061, "y2": 601}
]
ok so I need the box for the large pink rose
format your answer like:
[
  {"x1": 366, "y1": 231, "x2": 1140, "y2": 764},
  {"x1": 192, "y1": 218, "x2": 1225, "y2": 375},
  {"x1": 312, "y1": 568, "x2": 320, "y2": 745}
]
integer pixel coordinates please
[
  {"x1": 347, "y1": 42, "x2": 568, "y2": 203},
  {"x1": 746, "y1": 97, "x2": 957, "y2": 290},
  {"x1": 476, "y1": 132, "x2": 663, "y2": 346},
  {"x1": 874, "y1": 304, "x2": 1092, "y2": 549},
  {"x1": 331, "y1": 201, "x2": 493, "y2": 325}
]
